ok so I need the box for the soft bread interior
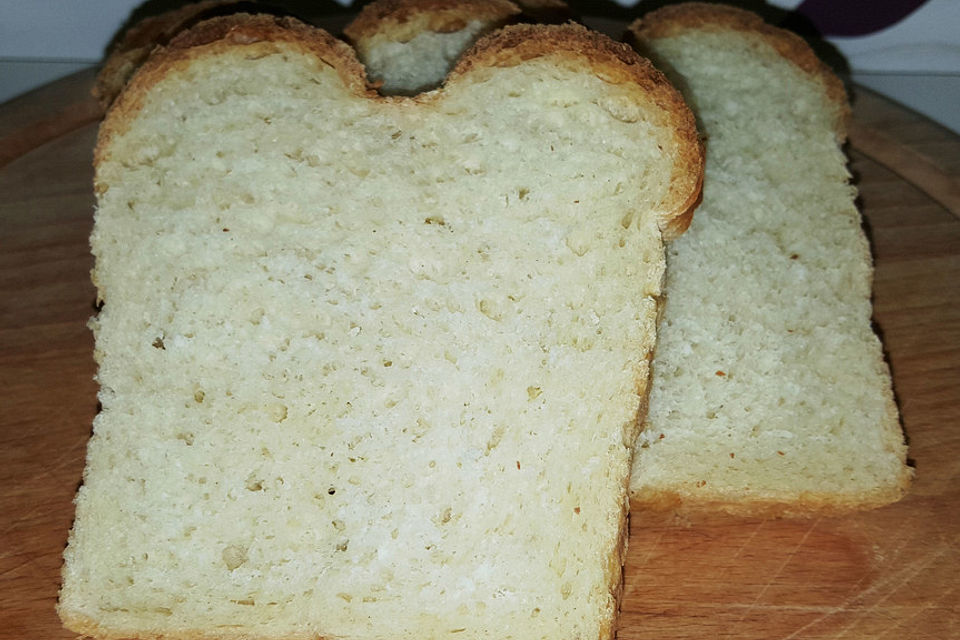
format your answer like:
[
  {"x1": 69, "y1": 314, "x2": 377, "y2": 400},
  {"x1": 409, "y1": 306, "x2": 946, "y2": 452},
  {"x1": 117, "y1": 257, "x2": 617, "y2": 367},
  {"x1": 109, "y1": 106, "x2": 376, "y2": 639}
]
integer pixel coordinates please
[
  {"x1": 628, "y1": 6, "x2": 910, "y2": 515},
  {"x1": 60, "y1": 17, "x2": 700, "y2": 640},
  {"x1": 360, "y1": 21, "x2": 507, "y2": 94},
  {"x1": 344, "y1": 0, "x2": 523, "y2": 96}
]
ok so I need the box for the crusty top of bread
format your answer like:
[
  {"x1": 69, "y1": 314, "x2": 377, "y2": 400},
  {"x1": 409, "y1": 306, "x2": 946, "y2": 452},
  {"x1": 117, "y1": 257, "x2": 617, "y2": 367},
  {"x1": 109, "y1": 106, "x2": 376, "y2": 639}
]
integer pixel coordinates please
[
  {"x1": 93, "y1": 0, "x2": 274, "y2": 110},
  {"x1": 630, "y1": 2, "x2": 849, "y2": 139},
  {"x1": 459, "y1": 22, "x2": 703, "y2": 239},
  {"x1": 101, "y1": 13, "x2": 702, "y2": 240},
  {"x1": 61, "y1": 13, "x2": 704, "y2": 640},
  {"x1": 460, "y1": 23, "x2": 703, "y2": 239},
  {"x1": 96, "y1": 14, "x2": 369, "y2": 167}
]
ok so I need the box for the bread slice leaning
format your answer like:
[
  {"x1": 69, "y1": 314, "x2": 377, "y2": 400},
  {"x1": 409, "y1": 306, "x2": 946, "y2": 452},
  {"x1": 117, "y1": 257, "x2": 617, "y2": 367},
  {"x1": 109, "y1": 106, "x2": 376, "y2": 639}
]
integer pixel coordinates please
[
  {"x1": 58, "y1": 14, "x2": 703, "y2": 640},
  {"x1": 626, "y1": 2, "x2": 911, "y2": 516}
]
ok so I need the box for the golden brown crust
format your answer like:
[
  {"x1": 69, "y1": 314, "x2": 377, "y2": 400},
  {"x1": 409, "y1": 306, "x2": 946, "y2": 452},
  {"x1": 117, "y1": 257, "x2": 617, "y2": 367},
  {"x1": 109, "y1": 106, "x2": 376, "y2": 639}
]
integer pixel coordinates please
[
  {"x1": 629, "y1": 2, "x2": 850, "y2": 140},
  {"x1": 451, "y1": 22, "x2": 703, "y2": 241},
  {"x1": 93, "y1": 0, "x2": 264, "y2": 110},
  {"x1": 661, "y1": 151, "x2": 703, "y2": 240},
  {"x1": 59, "y1": 610, "x2": 331, "y2": 640},
  {"x1": 630, "y1": 472, "x2": 913, "y2": 519},
  {"x1": 344, "y1": 0, "x2": 522, "y2": 47},
  {"x1": 95, "y1": 13, "x2": 372, "y2": 173},
  {"x1": 162, "y1": 11, "x2": 365, "y2": 84}
]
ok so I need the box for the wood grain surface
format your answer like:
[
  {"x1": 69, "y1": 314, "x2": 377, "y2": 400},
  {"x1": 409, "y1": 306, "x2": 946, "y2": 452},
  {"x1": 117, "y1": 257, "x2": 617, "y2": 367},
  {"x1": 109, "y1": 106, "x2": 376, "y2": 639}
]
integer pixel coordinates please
[{"x1": 2, "y1": 32, "x2": 959, "y2": 640}]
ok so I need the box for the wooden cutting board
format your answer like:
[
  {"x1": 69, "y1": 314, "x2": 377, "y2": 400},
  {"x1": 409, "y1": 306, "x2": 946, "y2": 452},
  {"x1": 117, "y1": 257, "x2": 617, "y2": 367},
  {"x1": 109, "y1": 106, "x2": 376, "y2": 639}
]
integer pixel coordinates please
[{"x1": 2, "y1": 24, "x2": 958, "y2": 640}]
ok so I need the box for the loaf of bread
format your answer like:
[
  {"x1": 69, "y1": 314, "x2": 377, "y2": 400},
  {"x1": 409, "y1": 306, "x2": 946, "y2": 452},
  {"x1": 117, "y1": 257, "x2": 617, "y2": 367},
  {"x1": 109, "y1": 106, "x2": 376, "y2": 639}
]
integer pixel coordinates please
[
  {"x1": 627, "y1": 3, "x2": 911, "y2": 516},
  {"x1": 344, "y1": 0, "x2": 524, "y2": 95},
  {"x1": 58, "y1": 14, "x2": 703, "y2": 640}
]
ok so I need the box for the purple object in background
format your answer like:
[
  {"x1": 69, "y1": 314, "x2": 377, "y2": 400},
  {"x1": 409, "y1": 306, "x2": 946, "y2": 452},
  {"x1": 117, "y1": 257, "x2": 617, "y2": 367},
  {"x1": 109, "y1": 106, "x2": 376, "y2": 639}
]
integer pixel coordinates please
[{"x1": 795, "y1": 0, "x2": 931, "y2": 36}]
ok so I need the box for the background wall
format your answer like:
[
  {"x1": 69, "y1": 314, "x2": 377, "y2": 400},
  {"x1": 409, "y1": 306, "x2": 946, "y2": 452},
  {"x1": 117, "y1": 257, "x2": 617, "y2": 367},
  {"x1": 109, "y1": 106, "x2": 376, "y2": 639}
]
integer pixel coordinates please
[{"x1": 1, "y1": 0, "x2": 958, "y2": 133}]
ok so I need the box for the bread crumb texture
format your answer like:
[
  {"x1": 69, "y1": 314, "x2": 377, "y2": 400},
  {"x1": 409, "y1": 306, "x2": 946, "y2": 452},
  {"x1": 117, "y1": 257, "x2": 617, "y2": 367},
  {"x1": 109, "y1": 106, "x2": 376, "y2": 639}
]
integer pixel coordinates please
[
  {"x1": 58, "y1": 18, "x2": 697, "y2": 640},
  {"x1": 361, "y1": 19, "x2": 501, "y2": 94},
  {"x1": 344, "y1": 0, "x2": 523, "y2": 95},
  {"x1": 629, "y1": 10, "x2": 910, "y2": 515}
]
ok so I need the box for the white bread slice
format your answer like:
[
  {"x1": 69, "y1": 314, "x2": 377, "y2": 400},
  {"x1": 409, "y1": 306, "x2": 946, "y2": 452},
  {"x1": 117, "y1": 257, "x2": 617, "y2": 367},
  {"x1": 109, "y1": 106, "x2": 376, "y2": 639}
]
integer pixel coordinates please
[
  {"x1": 58, "y1": 14, "x2": 703, "y2": 640},
  {"x1": 626, "y1": 3, "x2": 911, "y2": 516},
  {"x1": 344, "y1": 0, "x2": 524, "y2": 95}
]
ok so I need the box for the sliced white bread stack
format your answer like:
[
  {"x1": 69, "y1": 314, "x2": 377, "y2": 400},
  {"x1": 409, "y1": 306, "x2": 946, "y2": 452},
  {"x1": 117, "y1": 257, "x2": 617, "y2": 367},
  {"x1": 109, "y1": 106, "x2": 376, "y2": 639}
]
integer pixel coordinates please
[
  {"x1": 333, "y1": 0, "x2": 911, "y2": 517},
  {"x1": 58, "y1": 13, "x2": 703, "y2": 640},
  {"x1": 627, "y1": 3, "x2": 911, "y2": 516}
]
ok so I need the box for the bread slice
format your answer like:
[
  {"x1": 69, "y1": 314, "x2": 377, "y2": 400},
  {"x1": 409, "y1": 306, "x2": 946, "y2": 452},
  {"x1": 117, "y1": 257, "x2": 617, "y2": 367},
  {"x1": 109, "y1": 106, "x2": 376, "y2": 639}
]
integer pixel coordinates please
[
  {"x1": 626, "y1": 2, "x2": 911, "y2": 516},
  {"x1": 58, "y1": 14, "x2": 703, "y2": 640},
  {"x1": 344, "y1": 0, "x2": 524, "y2": 95}
]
